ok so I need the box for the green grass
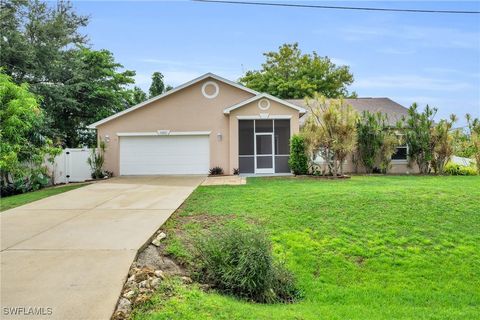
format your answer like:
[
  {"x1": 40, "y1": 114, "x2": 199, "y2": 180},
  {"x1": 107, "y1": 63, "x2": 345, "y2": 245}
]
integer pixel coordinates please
[
  {"x1": 0, "y1": 183, "x2": 88, "y2": 212},
  {"x1": 132, "y1": 176, "x2": 480, "y2": 320}
]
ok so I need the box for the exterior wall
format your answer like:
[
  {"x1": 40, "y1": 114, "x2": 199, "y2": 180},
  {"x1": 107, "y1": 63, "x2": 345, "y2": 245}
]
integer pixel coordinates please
[
  {"x1": 228, "y1": 99, "x2": 301, "y2": 173},
  {"x1": 340, "y1": 155, "x2": 420, "y2": 174},
  {"x1": 97, "y1": 77, "x2": 254, "y2": 175}
]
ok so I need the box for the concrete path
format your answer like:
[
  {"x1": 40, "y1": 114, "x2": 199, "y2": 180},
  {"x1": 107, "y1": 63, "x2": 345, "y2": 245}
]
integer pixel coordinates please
[{"x1": 0, "y1": 176, "x2": 204, "y2": 320}]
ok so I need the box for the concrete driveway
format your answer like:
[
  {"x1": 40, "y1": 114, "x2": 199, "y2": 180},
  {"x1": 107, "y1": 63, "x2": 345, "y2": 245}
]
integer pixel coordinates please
[{"x1": 0, "y1": 176, "x2": 204, "y2": 320}]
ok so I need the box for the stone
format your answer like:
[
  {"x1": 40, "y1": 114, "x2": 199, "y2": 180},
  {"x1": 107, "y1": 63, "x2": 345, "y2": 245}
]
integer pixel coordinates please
[
  {"x1": 128, "y1": 267, "x2": 140, "y2": 277},
  {"x1": 134, "y1": 294, "x2": 149, "y2": 306},
  {"x1": 123, "y1": 290, "x2": 136, "y2": 299},
  {"x1": 151, "y1": 232, "x2": 166, "y2": 246},
  {"x1": 117, "y1": 297, "x2": 131, "y2": 313},
  {"x1": 154, "y1": 270, "x2": 165, "y2": 279},
  {"x1": 150, "y1": 277, "x2": 161, "y2": 288},
  {"x1": 181, "y1": 276, "x2": 193, "y2": 284},
  {"x1": 139, "y1": 280, "x2": 149, "y2": 289},
  {"x1": 112, "y1": 310, "x2": 127, "y2": 320}
]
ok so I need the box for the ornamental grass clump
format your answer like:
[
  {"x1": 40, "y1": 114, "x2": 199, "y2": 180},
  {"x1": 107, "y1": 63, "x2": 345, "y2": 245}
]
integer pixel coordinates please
[{"x1": 194, "y1": 225, "x2": 301, "y2": 304}]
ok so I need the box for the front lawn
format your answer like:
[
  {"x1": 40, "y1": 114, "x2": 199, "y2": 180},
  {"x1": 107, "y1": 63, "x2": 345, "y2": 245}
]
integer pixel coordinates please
[
  {"x1": 133, "y1": 176, "x2": 480, "y2": 320},
  {"x1": 0, "y1": 183, "x2": 89, "y2": 212}
]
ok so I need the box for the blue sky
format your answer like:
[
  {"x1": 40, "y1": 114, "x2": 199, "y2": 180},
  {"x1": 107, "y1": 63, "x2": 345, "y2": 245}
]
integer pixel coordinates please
[{"x1": 73, "y1": 0, "x2": 480, "y2": 125}]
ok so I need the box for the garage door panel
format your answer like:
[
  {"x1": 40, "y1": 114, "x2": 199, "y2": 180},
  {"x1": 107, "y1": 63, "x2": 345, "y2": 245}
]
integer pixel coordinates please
[{"x1": 120, "y1": 136, "x2": 209, "y2": 175}]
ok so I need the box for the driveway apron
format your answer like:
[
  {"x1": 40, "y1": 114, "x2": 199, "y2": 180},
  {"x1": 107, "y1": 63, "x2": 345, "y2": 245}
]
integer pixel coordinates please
[{"x1": 0, "y1": 176, "x2": 204, "y2": 320}]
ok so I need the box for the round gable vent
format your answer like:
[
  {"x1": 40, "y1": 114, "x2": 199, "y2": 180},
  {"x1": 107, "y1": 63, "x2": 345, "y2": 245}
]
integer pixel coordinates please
[
  {"x1": 201, "y1": 81, "x2": 219, "y2": 99},
  {"x1": 258, "y1": 98, "x2": 271, "y2": 111}
]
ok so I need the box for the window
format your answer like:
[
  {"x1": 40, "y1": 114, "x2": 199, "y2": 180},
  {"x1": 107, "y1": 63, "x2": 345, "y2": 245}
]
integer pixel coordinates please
[
  {"x1": 392, "y1": 134, "x2": 408, "y2": 161},
  {"x1": 392, "y1": 146, "x2": 408, "y2": 161}
]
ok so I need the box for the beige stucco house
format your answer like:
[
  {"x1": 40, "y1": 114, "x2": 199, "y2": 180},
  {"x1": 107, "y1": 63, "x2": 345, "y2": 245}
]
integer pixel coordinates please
[
  {"x1": 88, "y1": 73, "x2": 306, "y2": 176},
  {"x1": 88, "y1": 73, "x2": 414, "y2": 176}
]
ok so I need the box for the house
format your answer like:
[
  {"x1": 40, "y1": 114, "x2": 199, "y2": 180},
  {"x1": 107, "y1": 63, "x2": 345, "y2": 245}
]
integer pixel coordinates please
[
  {"x1": 87, "y1": 73, "x2": 306, "y2": 176},
  {"x1": 88, "y1": 73, "x2": 415, "y2": 176}
]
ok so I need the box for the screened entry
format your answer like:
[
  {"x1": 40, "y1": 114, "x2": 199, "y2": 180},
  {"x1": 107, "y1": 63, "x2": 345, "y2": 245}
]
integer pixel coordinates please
[{"x1": 238, "y1": 119, "x2": 290, "y2": 174}]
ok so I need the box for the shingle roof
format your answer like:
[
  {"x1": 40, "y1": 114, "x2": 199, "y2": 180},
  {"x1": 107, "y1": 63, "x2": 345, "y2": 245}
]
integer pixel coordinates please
[{"x1": 286, "y1": 97, "x2": 409, "y2": 126}]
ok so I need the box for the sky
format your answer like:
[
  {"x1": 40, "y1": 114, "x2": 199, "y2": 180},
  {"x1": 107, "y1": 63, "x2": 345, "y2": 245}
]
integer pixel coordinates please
[{"x1": 72, "y1": 0, "x2": 480, "y2": 126}]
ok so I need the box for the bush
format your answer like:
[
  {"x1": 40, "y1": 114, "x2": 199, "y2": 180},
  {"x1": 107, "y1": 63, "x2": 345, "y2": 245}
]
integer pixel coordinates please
[
  {"x1": 289, "y1": 135, "x2": 308, "y2": 175},
  {"x1": 195, "y1": 225, "x2": 300, "y2": 304},
  {"x1": 444, "y1": 162, "x2": 478, "y2": 176},
  {"x1": 233, "y1": 168, "x2": 239, "y2": 175},
  {"x1": 209, "y1": 166, "x2": 224, "y2": 175}
]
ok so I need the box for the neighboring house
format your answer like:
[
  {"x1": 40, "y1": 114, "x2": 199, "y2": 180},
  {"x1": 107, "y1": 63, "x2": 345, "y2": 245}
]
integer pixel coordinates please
[{"x1": 88, "y1": 73, "x2": 416, "y2": 176}]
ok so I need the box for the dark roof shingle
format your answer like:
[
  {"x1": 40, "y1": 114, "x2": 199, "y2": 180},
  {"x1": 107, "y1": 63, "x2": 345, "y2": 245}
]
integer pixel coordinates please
[{"x1": 286, "y1": 97, "x2": 408, "y2": 126}]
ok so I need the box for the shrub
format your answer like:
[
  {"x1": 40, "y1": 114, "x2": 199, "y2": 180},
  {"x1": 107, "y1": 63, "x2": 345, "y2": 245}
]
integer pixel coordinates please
[
  {"x1": 209, "y1": 166, "x2": 224, "y2": 175},
  {"x1": 289, "y1": 135, "x2": 308, "y2": 175},
  {"x1": 444, "y1": 163, "x2": 477, "y2": 176},
  {"x1": 87, "y1": 140, "x2": 106, "y2": 179},
  {"x1": 233, "y1": 168, "x2": 239, "y2": 175},
  {"x1": 194, "y1": 225, "x2": 300, "y2": 304}
]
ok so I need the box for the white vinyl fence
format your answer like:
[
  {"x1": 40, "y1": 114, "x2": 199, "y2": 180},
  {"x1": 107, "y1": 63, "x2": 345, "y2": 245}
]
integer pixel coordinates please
[{"x1": 46, "y1": 148, "x2": 92, "y2": 184}]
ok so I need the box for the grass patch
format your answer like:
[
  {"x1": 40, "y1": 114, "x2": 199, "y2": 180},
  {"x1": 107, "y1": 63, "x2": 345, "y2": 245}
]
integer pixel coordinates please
[
  {"x1": 134, "y1": 176, "x2": 480, "y2": 319},
  {"x1": 0, "y1": 183, "x2": 89, "y2": 212}
]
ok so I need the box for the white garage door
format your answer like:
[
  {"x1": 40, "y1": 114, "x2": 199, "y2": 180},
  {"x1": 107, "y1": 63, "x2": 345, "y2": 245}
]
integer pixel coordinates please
[{"x1": 119, "y1": 135, "x2": 210, "y2": 175}]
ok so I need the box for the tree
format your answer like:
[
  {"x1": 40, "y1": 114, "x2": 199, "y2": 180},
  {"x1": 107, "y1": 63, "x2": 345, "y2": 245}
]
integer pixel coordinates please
[
  {"x1": 356, "y1": 111, "x2": 400, "y2": 173},
  {"x1": 356, "y1": 112, "x2": 385, "y2": 173},
  {"x1": 0, "y1": 71, "x2": 59, "y2": 194},
  {"x1": 0, "y1": 0, "x2": 88, "y2": 84},
  {"x1": 126, "y1": 86, "x2": 148, "y2": 106},
  {"x1": 1, "y1": 0, "x2": 136, "y2": 147},
  {"x1": 240, "y1": 43, "x2": 355, "y2": 99},
  {"x1": 431, "y1": 115, "x2": 456, "y2": 174},
  {"x1": 379, "y1": 132, "x2": 400, "y2": 174},
  {"x1": 466, "y1": 114, "x2": 480, "y2": 173},
  {"x1": 149, "y1": 72, "x2": 165, "y2": 97},
  {"x1": 302, "y1": 94, "x2": 358, "y2": 176},
  {"x1": 36, "y1": 47, "x2": 135, "y2": 147},
  {"x1": 403, "y1": 103, "x2": 436, "y2": 174}
]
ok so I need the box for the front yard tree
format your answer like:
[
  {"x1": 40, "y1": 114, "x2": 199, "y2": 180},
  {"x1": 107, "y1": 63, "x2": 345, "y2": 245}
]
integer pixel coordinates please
[
  {"x1": 240, "y1": 43, "x2": 355, "y2": 99},
  {"x1": 356, "y1": 111, "x2": 400, "y2": 173},
  {"x1": 0, "y1": 72, "x2": 58, "y2": 193},
  {"x1": 303, "y1": 94, "x2": 358, "y2": 176},
  {"x1": 431, "y1": 115, "x2": 457, "y2": 174},
  {"x1": 356, "y1": 111, "x2": 385, "y2": 173},
  {"x1": 403, "y1": 103, "x2": 436, "y2": 174},
  {"x1": 466, "y1": 114, "x2": 480, "y2": 173}
]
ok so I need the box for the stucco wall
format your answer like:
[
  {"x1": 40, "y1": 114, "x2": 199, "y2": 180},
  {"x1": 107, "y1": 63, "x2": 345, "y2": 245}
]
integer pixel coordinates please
[
  {"x1": 228, "y1": 99, "x2": 302, "y2": 173},
  {"x1": 318, "y1": 154, "x2": 420, "y2": 174},
  {"x1": 97, "y1": 77, "x2": 254, "y2": 175}
]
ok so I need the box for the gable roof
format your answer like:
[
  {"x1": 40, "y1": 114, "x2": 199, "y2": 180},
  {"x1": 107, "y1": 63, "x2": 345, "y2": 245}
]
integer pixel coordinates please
[
  {"x1": 286, "y1": 97, "x2": 408, "y2": 126},
  {"x1": 87, "y1": 73, "x2": 260, "y2": 128},
  {"x1": 224, "y1": 93, "x2": 307, "y2": 114}
]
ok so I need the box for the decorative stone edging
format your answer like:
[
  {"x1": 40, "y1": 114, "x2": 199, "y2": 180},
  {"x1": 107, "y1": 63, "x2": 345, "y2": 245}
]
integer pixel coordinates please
[{"x1": 111, "y1": 231, "x2": 191, "y2": 320}]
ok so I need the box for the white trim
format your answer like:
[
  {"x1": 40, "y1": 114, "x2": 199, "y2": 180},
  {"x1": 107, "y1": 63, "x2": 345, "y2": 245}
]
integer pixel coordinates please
[
  {"x1": 87, "y1": 73, "x2": 259, "y2": 128},
  {"x1": 224, "y1": 93, "x2": 307, "y2": 114},
  {"x1": 236, "y1": 115, "x2": 292, "y2": 120},
  {"x1": 258, "y1": 98, "x2": 271, "y2": 111},
  {"x1": 201, "y1": 81, "x2": 219, "y2": 99},
  {"x1": 117, "y1": 131, "x2": 211, "y2": 137}
]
